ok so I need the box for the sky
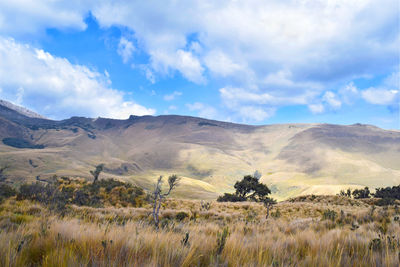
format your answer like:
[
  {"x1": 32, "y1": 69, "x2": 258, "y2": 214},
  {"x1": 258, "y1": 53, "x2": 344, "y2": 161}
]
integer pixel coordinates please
[{"x1": 0, "y1": 0, "x2": 399, "y2": 129}]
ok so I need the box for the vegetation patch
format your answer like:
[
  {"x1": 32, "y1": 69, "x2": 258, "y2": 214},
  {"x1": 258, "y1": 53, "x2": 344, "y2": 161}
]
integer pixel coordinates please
[
  {"x1": 198, "y1": 121, "x2": 218, "y2": 127},
  {"x1": 2, "y1": 138, "x2": 45, "y2": 149},
  {"x1": 16, "y1": 176, "x2": 148, "y2": 210}
]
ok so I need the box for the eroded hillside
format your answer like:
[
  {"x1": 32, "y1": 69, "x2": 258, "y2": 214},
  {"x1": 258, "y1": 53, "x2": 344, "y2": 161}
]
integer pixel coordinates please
[{"x1": 0, "y1": 101, "x2": 399, "y2": 200}]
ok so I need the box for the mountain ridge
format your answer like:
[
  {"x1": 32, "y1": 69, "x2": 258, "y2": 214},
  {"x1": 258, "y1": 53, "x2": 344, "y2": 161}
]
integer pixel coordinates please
[{"x1": 0, "y1": 100, "x2": 399, "y2": 200}]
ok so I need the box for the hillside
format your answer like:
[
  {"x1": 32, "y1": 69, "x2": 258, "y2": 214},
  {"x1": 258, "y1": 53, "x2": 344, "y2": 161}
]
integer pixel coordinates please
[{"x1": 0, "y1": 100, "x2": 399, "y2": 200}]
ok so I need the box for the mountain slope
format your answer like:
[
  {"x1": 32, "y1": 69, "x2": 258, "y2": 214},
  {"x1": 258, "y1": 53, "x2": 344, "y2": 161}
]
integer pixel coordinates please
[{"x1": 0, "y1": 101, "x2": 399, "y2": 200}]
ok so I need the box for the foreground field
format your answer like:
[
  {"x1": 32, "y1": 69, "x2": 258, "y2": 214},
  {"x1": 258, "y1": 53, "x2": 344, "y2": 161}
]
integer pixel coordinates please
[{"x1": 0, "y1": 195, "x2": 399, "y2": 267}]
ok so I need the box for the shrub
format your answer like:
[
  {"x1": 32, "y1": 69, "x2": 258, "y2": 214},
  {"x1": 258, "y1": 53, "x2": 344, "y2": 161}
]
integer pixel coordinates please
[
  {"x1": 17, "y1": 182, "x2": 51, "y2": 202},
  {"x1": 375, "y1": 185, "x2": 400, "y2": 200},
  {"x1": 16, "y1": 177, "x2": 147, "y2": 210},
  {"x1": 200, "y1": 201, "x2": 211, "y2": 210},
  {"x1": 375, "y1": 198, "x2": 395, "y2": 206},
  {"x1": 176, "y1": 211, "x2": 189, "y2": 221},
  {"x1": 215, "y1": 227, "x2": 229, "y2": 255},
  {"x1": 217, "y1": 193, "x2": 246, "y2": 202},
  {"x1": 352, "y1": 187, "x2": 370, "y2": 199},
  {"x1": 369, "y1": 238, "x2": 382, "y2": 251},
  {"x1": 271, "y1": 208, "x2": 281, "y2": 218},
  {"x1": 322, "y1": 209, "x2": 337, "y2": 221},
  {"x1": 0, "y1": 184, "x2": 16, "y2": 198}
]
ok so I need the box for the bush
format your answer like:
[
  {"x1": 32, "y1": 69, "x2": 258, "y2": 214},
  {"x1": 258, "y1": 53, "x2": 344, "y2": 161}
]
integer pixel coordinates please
[
  {"x1": 375, "y1": 185, "x2": 400, "y2": 200},
  {"x1": 16, "y1": 177, "x2": 147, "y2": 210},
  {"x1": 322, "y1": 209, "x2": 337, "y2": 221},
  {"x1": 176, "y1": 211, "x2": 189, "y2": 221},
  {"x1": 0, "y1": 184, "x2": 16, "y2": 198},
  {"x1": 352, "y1": 187, "x2": 370, "y2": 199},
  {"x1": 375, "y1": 198, "x2": 395, "y2": 206},
  {"x1": 17, "y1": 182, "x2": 52, "y2": 202},
  {"x1": 217, "y1": 193, "x2": 246, "y2": 202}
]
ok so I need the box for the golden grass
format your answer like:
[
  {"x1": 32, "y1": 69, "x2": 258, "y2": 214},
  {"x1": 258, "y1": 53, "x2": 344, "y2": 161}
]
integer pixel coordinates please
[{"x1": 0, "y1": 196, "x2": 399, "y2": 266}]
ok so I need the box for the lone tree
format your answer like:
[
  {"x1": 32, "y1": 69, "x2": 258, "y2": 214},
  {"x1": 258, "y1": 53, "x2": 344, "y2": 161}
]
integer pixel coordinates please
[
  {"x1": 152, "y1": 175, "x2": 180, "y2": 228},
  {"x1": 217, "y1": 172, "x2": 276, "y2": 218},
  {"x1": 90, "y1": 164, "x2": 104, "y2": 184}
]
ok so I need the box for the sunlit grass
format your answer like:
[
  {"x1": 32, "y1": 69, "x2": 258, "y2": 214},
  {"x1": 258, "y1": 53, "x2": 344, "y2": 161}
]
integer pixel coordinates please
[{"x1": 0, "y1": 196, "x2": 399, "y2": 266}]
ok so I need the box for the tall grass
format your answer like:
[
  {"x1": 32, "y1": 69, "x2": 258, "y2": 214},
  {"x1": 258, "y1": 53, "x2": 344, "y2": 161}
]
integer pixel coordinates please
[{"x1": 0, "y1": 196, "x2": 399, "y2": 266}]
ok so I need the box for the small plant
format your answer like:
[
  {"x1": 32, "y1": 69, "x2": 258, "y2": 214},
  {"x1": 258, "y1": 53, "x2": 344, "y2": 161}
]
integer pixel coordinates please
[
  {"x1": 39, "y1": 216, "x2": 49, "y2": 237},
  {"x1": 200, "y1": 201, "x2": 211, "y2": 211},
  {"x1": 181, "y1": 232, "x2": 190, "y2": 247},
  {"x1": 190, "y1": 210, "x2": 198, "y2": 222},
  {"x1": 215, "y1": 227, "x2": 229, "y2": 255},
  {"x1": 245, "y1": 210, "x2": 258, "y2": 222},
  {"x1": 271, "y1": 208, "x2": 281, "y2": 218},
  {"x1": 90, "y1": 164, "x2": 104, "y2": 184},
  {"x1": 378, "y1": 216, "x2": 390, "y2": 234},
  {"x1": 322, "y1": 209, "x2": 337, "y2": 221},
  {"x1": 350, "y1": 221, "x2": 359, "y2": 231},
  {"x1": 368, "y1": 205, "x2": 376, "y2": 220},
  {"x1": 369, "y1": 238, "x2": 382, "y2": 251},
  {"x1": 337, "y1": 210, "x2": 345, "y2": 225}
]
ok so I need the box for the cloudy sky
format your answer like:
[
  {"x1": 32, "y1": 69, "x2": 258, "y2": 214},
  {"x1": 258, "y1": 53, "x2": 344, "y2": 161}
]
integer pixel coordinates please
[{"x1": 0, "y1": 0, "x2": 399, "y2": 129}]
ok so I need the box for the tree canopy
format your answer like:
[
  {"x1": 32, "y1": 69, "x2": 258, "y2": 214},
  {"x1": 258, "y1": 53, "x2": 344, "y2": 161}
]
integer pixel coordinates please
[{"x1": 217, "y1": 174, "x2": 275, "y2": 204}]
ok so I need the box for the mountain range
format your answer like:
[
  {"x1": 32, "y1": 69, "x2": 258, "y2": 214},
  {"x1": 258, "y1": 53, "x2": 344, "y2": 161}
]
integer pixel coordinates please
[{"x1": 0, "y1": 99, "x2": 399, "y2": 200}]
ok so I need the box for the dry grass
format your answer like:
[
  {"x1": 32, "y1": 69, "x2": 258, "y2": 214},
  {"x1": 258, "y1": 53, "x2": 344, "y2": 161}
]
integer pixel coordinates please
[{"x1": 0, "y1": 197, "x2": 399, "y2": 266}]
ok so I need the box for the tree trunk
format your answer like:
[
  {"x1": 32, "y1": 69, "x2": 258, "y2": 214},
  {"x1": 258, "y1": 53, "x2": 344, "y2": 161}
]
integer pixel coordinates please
[{"x1": 153, "y1": 195, "x2": 159, "y2": 228}]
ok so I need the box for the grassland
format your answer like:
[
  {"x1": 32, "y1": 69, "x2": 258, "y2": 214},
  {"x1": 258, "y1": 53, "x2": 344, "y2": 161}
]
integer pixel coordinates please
[{"x1": 0, "y1": 194, "x2": 399, "y2": 266}]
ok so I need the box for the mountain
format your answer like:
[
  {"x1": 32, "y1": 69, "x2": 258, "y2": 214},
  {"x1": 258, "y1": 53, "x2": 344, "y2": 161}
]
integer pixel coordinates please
[
  {"x1": 0, "y1": 100, "x2": 399, "y2": 200},
  {"x1": 0, "y1": 100, "x2": 46, "y2": 119}
]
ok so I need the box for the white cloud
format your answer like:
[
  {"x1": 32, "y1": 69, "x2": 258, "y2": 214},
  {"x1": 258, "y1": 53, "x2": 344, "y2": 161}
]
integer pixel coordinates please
[
  {"x1": 238, "y1": 106, "x2": 275, "y2": 122},
  {"x1": 339, "y1": 82, "x2": 359, "y2": 105},
  {"x1": 0, "y1": 37, "x2": 155, "y2": 119},
  {"x1": 90, "y1": 0, "x2": 398, "y2": 120},
  {"x1": 322, "y1": 91, "x2": 342, "y2": 109},
  {"x1": 150, "y1": 49, "x2": 205, "y2": 83},
  {"x1": 117, "y1": 37, "x2": 135, "y2": 63},
  {"x1": 163, "y1": 91, "x2": 182, "y2": 101},
  {"x1": 204, "y1": 50, "x2": 242, "y2": 77},
  {"x1": 186, "y1": 102, "x2": 218, "y2": 119},
  {"x1": 362, "y1": 89, "x2": 399, "y2": 105},
  {"x1": 308, "y1": 103, "x2": 325, "y2": 114},
  {"x1": 0, "y1": 0, "x2": 397, "y2": 121},
  {"x1": 0, "y1": 0, "x2": 90, "y2": 36},
  {"x1": 309, "y1": 90, "x2": 345, "y2": 114},
  {"x1": 175, "y1": 50, "x2": 205, "y2": 83},
  {"x1": 361, "y1": 71, "x2": 399, "y2": 106}
]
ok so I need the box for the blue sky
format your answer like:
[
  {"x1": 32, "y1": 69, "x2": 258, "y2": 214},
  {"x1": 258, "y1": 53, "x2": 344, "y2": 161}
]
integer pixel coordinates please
[{"x1": 0, "y1": 1, "x2": 399, "y2": 129}]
